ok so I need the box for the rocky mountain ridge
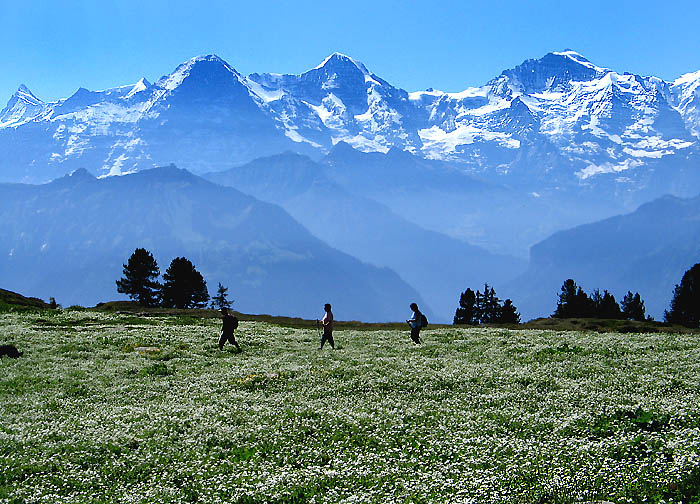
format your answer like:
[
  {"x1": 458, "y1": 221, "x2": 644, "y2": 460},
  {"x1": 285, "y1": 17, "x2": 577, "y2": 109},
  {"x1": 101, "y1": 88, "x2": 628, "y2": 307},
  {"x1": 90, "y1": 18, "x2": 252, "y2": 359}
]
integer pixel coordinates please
[{"x1": 2, "y1": 50, "x2": 699, "y2": 200}]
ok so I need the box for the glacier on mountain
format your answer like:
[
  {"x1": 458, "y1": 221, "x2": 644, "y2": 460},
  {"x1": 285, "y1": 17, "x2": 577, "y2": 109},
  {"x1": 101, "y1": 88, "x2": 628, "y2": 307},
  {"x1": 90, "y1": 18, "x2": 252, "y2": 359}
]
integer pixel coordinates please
[{"x1": 1, "y1": 49, "x2": 700, "y2": 198}]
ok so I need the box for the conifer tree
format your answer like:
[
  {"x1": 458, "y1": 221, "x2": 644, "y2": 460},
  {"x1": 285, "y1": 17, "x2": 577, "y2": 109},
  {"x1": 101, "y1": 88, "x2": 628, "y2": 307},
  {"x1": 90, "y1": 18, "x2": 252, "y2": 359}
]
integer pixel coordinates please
[
  {"x1": 600, "y1": 290, "x2": 622, "y2": 319},
  {"x1": 480, "y1": 283, "x2": 501, "y2": 323},
  {"x1": 554, "y1": 279, "x2": 580, "y2": 318},
  {"x1": 454, "y1": 285, "x2": 520, "y2": 325},
  {"x1": 665, "y1": 263, "x2": 700, "y2": 327},
  {"x1": 116, "y1": 248, "x2": 161, "y2": 306},
  {"x1": 160, "y1": 257, "x2": 209, "y2": 309},
  {"x1": 211, "y1": 282, "x2": 232, "y2": 310},
  {"x1": 497, "y1": 299, "x2": 521, "y2": 324},
  {"x1": 621, "y1": 291, "x2": 646, "y2": 321},
  {"x1": 454, "y1": 288, "x2": 478, "y2": 325}
]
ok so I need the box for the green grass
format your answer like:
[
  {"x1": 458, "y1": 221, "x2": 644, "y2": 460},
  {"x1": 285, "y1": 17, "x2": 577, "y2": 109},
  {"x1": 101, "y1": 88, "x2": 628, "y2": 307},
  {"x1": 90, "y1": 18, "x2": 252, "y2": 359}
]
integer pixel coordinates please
[
  {"x1": 0, "y1": 288, "x2": 51, "y2": 312},
  {"x1": 1, "y1": 310, "x2": 700, "y2": 503}
]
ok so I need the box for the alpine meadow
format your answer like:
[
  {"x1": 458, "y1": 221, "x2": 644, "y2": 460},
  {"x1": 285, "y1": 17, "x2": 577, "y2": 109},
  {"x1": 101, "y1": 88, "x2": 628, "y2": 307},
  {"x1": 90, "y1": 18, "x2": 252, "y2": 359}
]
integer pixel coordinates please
[
  {"x1": 3, "y1": 2, "x2": 700, "y2": 503},
  {"x1": 2, "y1": 309, "x2": 700, "y2": 503}
]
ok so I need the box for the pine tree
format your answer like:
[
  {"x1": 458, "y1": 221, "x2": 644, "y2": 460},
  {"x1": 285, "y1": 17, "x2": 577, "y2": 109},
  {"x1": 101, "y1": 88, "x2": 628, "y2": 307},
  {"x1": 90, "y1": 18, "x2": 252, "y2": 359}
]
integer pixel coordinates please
[
  {"x1": 211, "y1": 282, "x2": 232, "y2": 310},
  {"x1": 665, "y1": 263, "x2": 700, "y2": 327},
  {"x1": 455, "y1": 285, "x2": 519, "y2": 325},
  {"x1": 116, "y1": 248, "x2": 161, "y2": 306},
  {"x1": 598, "y1": 290, "x2": 622, "y2": 319},
  {"x1": 480, "y1": 283, "x2": 501, "y2": 323},
  {"x1": 554, "y1": 279, "x2": 579, "y2": 318},
  {"x1": 160, "y1": 257, "x2": 210, "y2": 309},
  {"x1": 497, "y1": 299, "x2": 521, "y2": 324},
  {"x1": 621, "y1": 291, "x2": 646, "y2": 321},
  {"x1": 454, "y1": 288, "x2": 478, "y2": 325}
]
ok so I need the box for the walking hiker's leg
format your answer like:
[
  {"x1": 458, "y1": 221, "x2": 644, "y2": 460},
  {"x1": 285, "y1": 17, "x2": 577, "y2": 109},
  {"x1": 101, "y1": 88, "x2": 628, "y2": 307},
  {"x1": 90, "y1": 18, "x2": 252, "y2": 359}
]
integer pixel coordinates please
[
  {"x1": 329, "y1": 332, "x2": 335, "y2": 349},
  {"x1": 411, "y1": 328, "x2": 421, "y2": 344},
  {"x1": 320, "y1": 333, "x2": 326, "y2": 349},
  {"x1": 218, "y1": 331, "x2": 226, "y2": 350}
]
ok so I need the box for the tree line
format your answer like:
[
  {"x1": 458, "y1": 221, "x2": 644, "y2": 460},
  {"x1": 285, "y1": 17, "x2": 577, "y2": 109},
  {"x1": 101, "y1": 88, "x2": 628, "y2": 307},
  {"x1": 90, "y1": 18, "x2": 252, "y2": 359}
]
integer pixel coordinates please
[
  {"x1": 118, "y1": 247, "x2": 699, "y2": 328},
  {"x1": 553, "y1": 279, "x2": 647, "y2": 321},
  {"x1": 116, "y1": 248, "x2": 232, "y2": 310},
  {"x1": 453, "y1": 263, "x2": 700, "y2": 328},
  {"x1": 454, "y1": 283, "x2": 520, "y2": 325}
]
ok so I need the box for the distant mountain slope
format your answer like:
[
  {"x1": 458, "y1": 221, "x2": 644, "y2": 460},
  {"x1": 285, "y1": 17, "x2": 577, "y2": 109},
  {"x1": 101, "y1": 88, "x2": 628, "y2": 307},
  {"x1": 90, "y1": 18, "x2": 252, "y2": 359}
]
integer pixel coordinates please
[
  {"x1": 505, "y1": 193, "x2": 700, "y2": 320},
  {"x1": 204, "y1": 152, "x2": 526, "y2": 323},
  {"x1": 0, "y1": 166, "x2": 425, "y2": 321}
]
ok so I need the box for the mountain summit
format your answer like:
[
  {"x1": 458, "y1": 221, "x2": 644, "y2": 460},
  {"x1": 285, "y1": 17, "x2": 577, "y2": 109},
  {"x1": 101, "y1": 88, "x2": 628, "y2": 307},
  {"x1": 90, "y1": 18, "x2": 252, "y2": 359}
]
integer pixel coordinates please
[
  {"x1": 0, "y1": 50, "x2": 699, "y2": 205},
  {"x1": 0, "y1": 84, "x2": 45, "y2": 127}
]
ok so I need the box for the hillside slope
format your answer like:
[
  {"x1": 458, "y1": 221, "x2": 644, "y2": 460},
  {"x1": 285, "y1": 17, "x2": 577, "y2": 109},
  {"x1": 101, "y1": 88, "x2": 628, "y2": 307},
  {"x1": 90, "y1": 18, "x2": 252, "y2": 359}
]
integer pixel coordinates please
[{"x1": 0, "y1": 167, "x2": 425, "y2": 321}]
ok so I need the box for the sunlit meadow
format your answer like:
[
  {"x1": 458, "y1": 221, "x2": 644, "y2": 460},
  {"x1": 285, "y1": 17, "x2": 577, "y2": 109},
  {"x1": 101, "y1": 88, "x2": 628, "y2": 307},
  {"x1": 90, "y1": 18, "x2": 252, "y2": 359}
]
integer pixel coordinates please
[{"x1": 1, "y1": 310, "x2": 700, "y2": 503}]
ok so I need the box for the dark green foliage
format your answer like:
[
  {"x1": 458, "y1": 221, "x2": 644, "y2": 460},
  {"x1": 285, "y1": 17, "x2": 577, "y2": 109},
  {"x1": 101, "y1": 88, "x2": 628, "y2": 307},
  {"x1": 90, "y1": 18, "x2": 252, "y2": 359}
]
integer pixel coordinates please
[
  {"x1": 499, "y1": 299, "x2": 521, "y2": 324},
  {"x1": 160, "y1": 257, "x2": 209, "y2": 309},
  {"x1": 0, "y1": 288, "x2": 51, "y2": 312},
  {"x1": 211, "y1": 282, "x2": 232, "y2": 310},
  {"x1": 554, "y1": 280, "x2": 625, "y2": 320},
  {"x1": 477, "y1": 284, "x2": 500, "y2": 323},
  {"x1": 454, "y1": 284, "x2": 520, "y2": 324},
  {"x1": 665, "y1": 263, "x2": 700, "y2": 327},
  {"x1": 454, "y1": 288, "x2": 478, "y2": 324},
  {"x1": 116, "y1": 248, "x2": 161, "y2": 307},
  {"x1": 592, "y1": 289, "x2": 622, "y2": 319},
  {"x1": 621, "y1": 291, "x2": 646, "y2": 321},
  {"x1": 554, "y1": 279, "x2": 593, "y2": 318}
]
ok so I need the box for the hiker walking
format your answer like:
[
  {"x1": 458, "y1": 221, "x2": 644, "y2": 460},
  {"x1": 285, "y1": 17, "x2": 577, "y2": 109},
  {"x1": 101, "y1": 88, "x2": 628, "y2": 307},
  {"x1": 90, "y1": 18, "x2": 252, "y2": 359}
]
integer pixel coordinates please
[
  {"x1": 218, "y1": 307, "x2": 241, "y2": 351},
  {"x1": 318, "y1": 303, "x2": 335, "y2": 349},
  {"x1": 406, "y1": 302, "x2": 424, "y2": 344}
]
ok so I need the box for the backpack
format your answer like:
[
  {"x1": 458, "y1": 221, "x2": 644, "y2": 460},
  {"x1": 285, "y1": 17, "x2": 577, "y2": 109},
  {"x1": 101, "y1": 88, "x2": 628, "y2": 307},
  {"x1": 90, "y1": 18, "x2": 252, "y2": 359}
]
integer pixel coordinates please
[
  {"x1": 420, "y1": 313, "x2": 428, "y2": 328},
  {"x1": 232, "y1": 315, "x2": 239, "y2": 330}
]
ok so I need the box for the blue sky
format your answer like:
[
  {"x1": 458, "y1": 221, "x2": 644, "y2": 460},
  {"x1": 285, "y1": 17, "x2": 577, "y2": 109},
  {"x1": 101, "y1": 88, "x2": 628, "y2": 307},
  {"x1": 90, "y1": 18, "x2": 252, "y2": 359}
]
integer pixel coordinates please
[{"x1": 2, "y1": 0, "x2": 700, "y2": 103}]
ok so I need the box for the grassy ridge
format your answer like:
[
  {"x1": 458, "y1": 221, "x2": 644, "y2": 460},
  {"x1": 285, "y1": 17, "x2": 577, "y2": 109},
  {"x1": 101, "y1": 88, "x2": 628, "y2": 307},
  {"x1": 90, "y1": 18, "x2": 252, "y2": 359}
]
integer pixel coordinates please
[
  {"x1": 2, "y1": 310, "x2": 700, "y2": 503},
  {"x1": 0, "y1": 288, "x2": 51, "y2": 312}
]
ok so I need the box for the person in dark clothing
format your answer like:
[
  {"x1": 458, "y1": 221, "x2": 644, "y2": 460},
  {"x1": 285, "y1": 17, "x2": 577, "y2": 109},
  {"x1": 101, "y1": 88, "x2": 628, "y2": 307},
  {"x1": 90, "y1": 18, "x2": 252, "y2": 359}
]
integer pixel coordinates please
[
  {"x1": 406, "y1": 302, "x2": 423, "y2": 344},
  {"x1": 319, "y1": 303, "x2": 335, "y2": 349},
  {"x1": 218, "y1": 307, "x2": 241, "y2": 351}
]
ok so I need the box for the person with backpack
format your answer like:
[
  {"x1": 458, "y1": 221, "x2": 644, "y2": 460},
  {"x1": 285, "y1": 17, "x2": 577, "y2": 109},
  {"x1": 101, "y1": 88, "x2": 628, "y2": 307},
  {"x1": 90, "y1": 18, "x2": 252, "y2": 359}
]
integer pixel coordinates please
[
  {"x1": 318, "y1": 303, "x2": 335, "y2": 349},
  {"x1": 406, "y1": 302, "x2": 427, "y2": 344},
  {"x1": 218, "y1": 307, "x2": 241, "y2": 352}
]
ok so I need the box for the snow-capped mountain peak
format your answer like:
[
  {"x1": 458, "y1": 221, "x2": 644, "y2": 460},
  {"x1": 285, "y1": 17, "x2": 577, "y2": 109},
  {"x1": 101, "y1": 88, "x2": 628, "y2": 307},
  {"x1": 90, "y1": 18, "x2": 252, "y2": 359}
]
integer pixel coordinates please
[
  {"x1": 551, "y1": 49, "x2": 607, "y2": 72},
  {"x1": 495, "y1": 50, "x2": 609, "y2": 95},
  {"x1": 154, "y1": 54, "x2": 244, "y2": 91},
  {"x1": 3, "y1": 49, "x2": 700, "y2": 196},
  {"x1": 14, "y1": 84, "x2": 42, "y2": 104},
  {"x1": 673, "y1": 69, "x2": 700, "y2": 87},
  {"x1": 0, "y1": 83, "x2": 46, "y2": 127},
  {"x1": 125, "y1": 77, "x2": 151, "y2": 99},
  {"x1": 313, "y1": 52, "x2": 372, "y2": 76},
  {"x1": 671, "y1": 68, "x2": 700, "y2": 137}
]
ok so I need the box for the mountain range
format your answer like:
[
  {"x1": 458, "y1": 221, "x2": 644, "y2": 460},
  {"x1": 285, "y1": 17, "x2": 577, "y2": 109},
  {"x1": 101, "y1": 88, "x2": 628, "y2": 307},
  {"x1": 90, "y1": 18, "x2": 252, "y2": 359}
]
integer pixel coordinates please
[
  {"x1": 3, "y1": 50, "x2": 700, "y2": 203},
  {"x1": 0, "y1": 167, "x2": 424, "y2": 322},
  {"x1": 2, "y1": 50, "x2": 699, "y2": 321}
]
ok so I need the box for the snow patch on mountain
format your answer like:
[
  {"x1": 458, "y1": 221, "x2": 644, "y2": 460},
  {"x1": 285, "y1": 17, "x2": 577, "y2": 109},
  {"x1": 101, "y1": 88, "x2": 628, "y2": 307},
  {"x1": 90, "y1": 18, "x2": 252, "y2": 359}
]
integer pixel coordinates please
[{"x1": 244, "y1": 77, "x2": 285, "y2": 102}]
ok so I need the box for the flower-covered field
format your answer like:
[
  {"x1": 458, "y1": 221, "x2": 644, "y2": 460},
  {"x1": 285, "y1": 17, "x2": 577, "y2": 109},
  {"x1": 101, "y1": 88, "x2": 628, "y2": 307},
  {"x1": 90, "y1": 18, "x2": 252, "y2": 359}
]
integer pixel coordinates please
[{"x1": 1, "y1": 310, "x2": 700, "y2": 504}]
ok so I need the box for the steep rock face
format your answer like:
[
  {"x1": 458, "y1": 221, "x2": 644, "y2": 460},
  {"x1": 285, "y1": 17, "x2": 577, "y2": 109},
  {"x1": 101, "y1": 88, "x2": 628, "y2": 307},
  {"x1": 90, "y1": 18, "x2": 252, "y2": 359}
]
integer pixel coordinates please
[{"x1": 0, "y1": 166, "x2": 425, "y2": 321}]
